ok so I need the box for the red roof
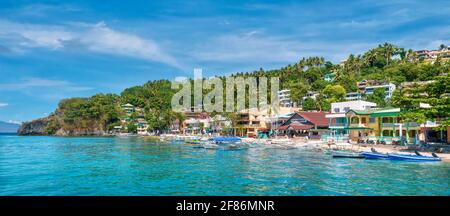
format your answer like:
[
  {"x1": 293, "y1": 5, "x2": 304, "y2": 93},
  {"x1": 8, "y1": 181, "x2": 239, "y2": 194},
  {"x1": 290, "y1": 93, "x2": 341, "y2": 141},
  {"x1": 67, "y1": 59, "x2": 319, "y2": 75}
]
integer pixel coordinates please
[
  {"x1": 296, "y1": 111, "x2": 329, "y2": 127},
  {"x1": 277, "y1": 125, "x2": 289, "y2": 130},
  {"x1": 276, "y1": 111, "x2": 330, "y2": 130},
  {"x1": 277, "y1": 124, "x2": 313, "y2": 130}
]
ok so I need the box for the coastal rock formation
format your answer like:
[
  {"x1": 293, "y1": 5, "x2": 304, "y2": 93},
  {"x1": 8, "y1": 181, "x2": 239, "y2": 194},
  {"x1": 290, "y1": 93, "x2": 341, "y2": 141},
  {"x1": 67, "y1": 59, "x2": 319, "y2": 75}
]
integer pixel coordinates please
[
  {"x1": 54, "y1": 128, "x2": 108, "y2": 136},
  {"x1": 17, "y1": 117, "x2": 108, "y2": 136},
  {"x1": 17, "y1": 118, "x2": 50, "y2": 135}
]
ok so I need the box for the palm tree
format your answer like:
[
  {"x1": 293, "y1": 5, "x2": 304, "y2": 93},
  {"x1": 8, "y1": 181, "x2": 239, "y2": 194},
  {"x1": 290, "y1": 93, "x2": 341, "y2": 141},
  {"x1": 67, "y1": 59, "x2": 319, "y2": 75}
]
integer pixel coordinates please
[
  {"x1": 406, "y1": 49, "x2": 418, "y2": 62},
  {"x1": 381, "y1": 43, "x2": 397, "y2": 65},
  {"x1": 363, "y1": 48, "x2": 378, "y2": 67}
]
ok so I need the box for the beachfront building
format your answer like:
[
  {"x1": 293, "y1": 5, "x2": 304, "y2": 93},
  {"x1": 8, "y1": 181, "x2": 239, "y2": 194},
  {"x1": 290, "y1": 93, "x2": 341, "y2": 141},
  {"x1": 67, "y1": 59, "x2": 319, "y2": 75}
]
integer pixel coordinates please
[
  {"x1": 276, "y1": 111, "x2": 330, "y2": 139},
  {"x1": 326, "y1": 100, "x2": 421, "y2": 144},
  {"x1": 136, "y1": 122, "x2": 149, "y2": 135},
  {"x1": 136, "y1": 114, "x2": 149, "y2": 135},
  {"x1": 234, "y1": 106, "x2": 299, "y2": 137},
  {"x1": 419, "y1": 120, "x2": 449, "y2": 144},
  {"x1": 269, "y1": 112, "x2": 295, "y2": 131},
  {"x1": 345, "y1": 108, "x2": 421, "y2": 143},
  {"x1": 326, "y1": 100, "x2": 377, "y2": 137},
  {"x1": 235, "y1": 108, "x2": 270, "y2": 137},
  {"x1": 182, "y1": 112, "x2": 211, "y2": 135},
  {"x1": 209, "y1": 115, "x2": 231, "y2": 135}
]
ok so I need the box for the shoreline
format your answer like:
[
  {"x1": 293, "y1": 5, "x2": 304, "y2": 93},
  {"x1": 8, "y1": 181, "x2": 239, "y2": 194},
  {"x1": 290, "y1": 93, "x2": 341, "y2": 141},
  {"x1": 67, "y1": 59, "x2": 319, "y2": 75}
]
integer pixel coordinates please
[{"x1": 7, "y1": 133, "x2": 450, "y2": 162}]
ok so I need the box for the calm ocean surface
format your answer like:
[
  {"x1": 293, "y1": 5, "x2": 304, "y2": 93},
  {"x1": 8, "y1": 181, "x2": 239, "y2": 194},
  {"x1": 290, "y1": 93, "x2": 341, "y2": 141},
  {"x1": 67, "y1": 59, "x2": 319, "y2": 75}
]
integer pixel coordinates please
[{"x1": 0, "y1": 135, "x2": 449, "y2": 196}]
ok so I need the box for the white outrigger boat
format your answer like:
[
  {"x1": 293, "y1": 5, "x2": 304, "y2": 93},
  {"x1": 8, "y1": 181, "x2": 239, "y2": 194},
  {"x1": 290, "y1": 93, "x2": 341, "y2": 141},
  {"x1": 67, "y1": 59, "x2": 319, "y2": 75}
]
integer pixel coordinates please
[
  {"x1": 201, "y1": 137, "x2": 248, "y2": 150},
  {"x1": 266, "y1": 138, "x2": 297, "y2": 149}
]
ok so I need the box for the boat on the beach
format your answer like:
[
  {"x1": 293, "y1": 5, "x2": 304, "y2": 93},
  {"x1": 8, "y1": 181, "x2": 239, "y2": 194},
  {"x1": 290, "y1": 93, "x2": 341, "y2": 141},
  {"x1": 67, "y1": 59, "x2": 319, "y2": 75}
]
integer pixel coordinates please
[
  {"x1": 387, "y1": 151, "x2": 441, "y2": 162},
  {"x1": 331, "y1": 150, "x2": 364, "y2": 159}
]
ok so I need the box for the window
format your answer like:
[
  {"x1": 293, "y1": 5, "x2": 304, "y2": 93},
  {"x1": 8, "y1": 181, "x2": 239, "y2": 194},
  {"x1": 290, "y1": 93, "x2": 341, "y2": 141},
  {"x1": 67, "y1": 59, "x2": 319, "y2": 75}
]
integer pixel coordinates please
[
  {"x1": 334, "y1": 108, "x2": 340, "y2": 113},
  {"x1": 369, "y1": 117, "x2": 376, "y2": 123},
  {"x1": 361, "y1": 117, "x2": 367, "y2": 124},
  {"x1": 344, "y1": 107, "x2": 350, "y2": 112}
]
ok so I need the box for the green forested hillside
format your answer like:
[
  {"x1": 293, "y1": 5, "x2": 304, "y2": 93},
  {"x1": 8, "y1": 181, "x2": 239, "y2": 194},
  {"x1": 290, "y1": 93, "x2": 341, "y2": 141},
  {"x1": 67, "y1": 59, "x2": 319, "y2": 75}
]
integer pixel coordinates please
[{"x1": 32, "y1": 43, "x2": 449, "y2": 135}]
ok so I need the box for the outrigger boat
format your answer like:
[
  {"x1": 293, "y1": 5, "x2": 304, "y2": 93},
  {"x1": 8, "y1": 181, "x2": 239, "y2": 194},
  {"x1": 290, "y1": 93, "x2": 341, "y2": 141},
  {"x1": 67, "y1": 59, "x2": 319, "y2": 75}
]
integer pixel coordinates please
[
  {"x1": 201, "y1": 137, "x2": 248, "y2": 150},
  {"x1": 362, "y1": 148, "x2": 442, "y2": 162},
  {"x1": 266, "y1": 138, "x2": 297, "y2": 149},
  {"x1": 387, "y1": 151, "x2": 441, "y2": 162},
  {"x1": 362, "y1": 148, "x2": 389, "y2": 159},
  {"x1": 331, "y1": 150, "x2": 364, "y2": 159}
]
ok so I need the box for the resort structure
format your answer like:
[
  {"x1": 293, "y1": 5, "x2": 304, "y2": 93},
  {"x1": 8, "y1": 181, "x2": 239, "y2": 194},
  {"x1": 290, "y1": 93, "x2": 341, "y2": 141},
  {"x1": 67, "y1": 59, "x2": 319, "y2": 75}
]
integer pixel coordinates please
[
  {"x1": 302, "y1": 91, "x2": 319, "y2": 101},
  {"x1": 323, "y1": 100, "x2": 444, "y2": 144},
  {"x1": 234, "y1": 106, "x2": 299, "y2": 137},
  {"x1": 278, "y1": 89, "x2": 295, "y2": 107},
  {"x1": 415, "y1": 45, "x2": 450, "y2": 62},
  {"x1": 345, "y1": 92, "x2": 362, "y2": 101},
  {"x1": 276, "y1": 111, "x2": 329, "y2": 139},
  {"x1": 364, "y1": 82, "x2": 396, "y2": 99},
  {"x1": 326, "y1": 100, "x2": 377, "y2": 137}
]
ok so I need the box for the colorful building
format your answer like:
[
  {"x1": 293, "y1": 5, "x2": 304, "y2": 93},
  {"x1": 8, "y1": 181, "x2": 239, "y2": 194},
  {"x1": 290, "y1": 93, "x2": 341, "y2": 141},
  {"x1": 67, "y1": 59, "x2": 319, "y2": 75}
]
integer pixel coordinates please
[
  {"x1": 276, "y1": 111, "x2": 330, "y2": 139},
  {"x1": 327, "y1": 105, "x2": 421, "y2": 144}
]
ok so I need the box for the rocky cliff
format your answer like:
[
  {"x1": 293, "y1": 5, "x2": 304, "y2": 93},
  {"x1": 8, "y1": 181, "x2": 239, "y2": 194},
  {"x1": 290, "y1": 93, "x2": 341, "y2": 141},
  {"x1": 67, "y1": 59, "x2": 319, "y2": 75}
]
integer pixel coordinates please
[
  {"x1": 17, "y1": 118, "x2": 50, "y2": 135},
  {"x1": 17, "y1": 117, "x2": 109, "y2": 136}
]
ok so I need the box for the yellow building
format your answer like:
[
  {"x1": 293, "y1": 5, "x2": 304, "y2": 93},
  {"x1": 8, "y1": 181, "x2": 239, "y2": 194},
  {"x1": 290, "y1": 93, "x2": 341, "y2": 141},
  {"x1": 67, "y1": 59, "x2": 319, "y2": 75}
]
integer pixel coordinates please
[
  {"x1": 235, "y1": 106, "x2": 299, "y2": 137},
  {"x1": 328, "y1": 108, "x2": 421, "y2": 144}
]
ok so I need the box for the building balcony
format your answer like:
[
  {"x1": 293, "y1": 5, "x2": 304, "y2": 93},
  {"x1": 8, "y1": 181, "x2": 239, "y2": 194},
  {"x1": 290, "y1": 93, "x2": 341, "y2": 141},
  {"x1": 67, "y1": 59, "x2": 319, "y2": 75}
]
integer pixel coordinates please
[
  {"x1": 381, "y1": 122, "x2": 420, "y2": 128},
  {"x1": 349, "y1": 123, "x2": 368, "y2": 128},
  {"x1": 329, "y1": 122, "x2": 346, "y2": 127}
]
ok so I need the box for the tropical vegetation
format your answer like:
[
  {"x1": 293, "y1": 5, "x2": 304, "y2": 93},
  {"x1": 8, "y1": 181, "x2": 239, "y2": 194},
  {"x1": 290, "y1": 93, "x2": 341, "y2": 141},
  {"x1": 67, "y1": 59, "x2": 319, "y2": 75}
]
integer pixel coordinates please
[{"x1": 38, "y1": 43, "x2": 449, "y2": 135}]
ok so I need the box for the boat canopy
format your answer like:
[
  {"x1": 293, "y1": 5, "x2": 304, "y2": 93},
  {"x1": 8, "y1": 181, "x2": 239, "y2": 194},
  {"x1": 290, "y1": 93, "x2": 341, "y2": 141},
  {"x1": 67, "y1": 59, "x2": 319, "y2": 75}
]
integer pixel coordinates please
[{"x1": 213, "y1": 137, "x2": 241, "y2": 142}]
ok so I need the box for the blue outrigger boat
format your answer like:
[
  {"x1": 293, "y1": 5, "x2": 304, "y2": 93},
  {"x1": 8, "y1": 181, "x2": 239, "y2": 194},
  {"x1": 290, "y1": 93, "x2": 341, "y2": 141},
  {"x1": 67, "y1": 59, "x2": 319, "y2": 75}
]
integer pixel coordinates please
[
  {"x1": 331, "y1": 150, "x2": 364, "y2": 159},
  {"x1": 362, "y1": 148, "x2": 389, "y2": 159},
  {"x1": 362, "y1": 148, "x2": 441, "y2": 162},
  {"x1": 387, "y1": 152, "x2": 441, "y2": 162}
]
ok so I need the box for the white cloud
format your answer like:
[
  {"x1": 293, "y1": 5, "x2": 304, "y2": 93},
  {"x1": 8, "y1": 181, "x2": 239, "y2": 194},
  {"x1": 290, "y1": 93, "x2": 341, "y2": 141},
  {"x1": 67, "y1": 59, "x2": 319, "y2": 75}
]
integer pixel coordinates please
[
  {"x1": 80, "y1": 22, "x2": 180, "y2": 68},
  {"x1": 0, "y1": 103, "x2": 8, "y2": 107},
  {"x1": 190, "y1": 31, "x2": 377, "y2": 64},
  {"x1": 0, "y1": 77, "x2": 92, "y2": 92},
  {"x1": 0, "y1": 20, "x2": 181, "y2": 68},
  {"x1": 192, "y1": 32, "x2": 301, "y2": 63}
]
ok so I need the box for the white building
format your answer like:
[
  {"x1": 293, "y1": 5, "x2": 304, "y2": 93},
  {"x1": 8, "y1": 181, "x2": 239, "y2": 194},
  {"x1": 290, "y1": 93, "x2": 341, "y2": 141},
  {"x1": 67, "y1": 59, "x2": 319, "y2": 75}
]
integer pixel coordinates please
[
  {"x1": 326, "y1": 100, "x2": 377, "y2": 132},
  {"x1": 345, "y1": 92, "x2": 362, "y2": 101},
  {"x1": 302, "y1": 91, "x2": 319, "y2": 101},
  {"x1": 364, "y1": 83, "x2": 396, "y2": 99},
  {"x1": 330, "y1": 100, "x2": 377, "y2": 114},
  {"x1": 278, "y1": 89, "x2": 294, "y2": 107}
]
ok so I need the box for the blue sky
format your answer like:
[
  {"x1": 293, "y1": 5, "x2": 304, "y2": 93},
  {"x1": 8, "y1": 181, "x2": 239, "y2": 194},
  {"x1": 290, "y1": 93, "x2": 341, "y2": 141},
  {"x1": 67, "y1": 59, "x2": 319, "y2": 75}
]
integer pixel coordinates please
[{"x1": 0, "y1": 0, "x2": 449, "y2": 123}]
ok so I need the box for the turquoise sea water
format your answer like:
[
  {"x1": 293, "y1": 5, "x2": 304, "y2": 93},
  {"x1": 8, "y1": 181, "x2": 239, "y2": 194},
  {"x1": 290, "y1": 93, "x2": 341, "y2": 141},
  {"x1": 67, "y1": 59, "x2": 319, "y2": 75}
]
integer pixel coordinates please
[{"x1": 0, "y1": 135, "x2": 449, "y2": 196}]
